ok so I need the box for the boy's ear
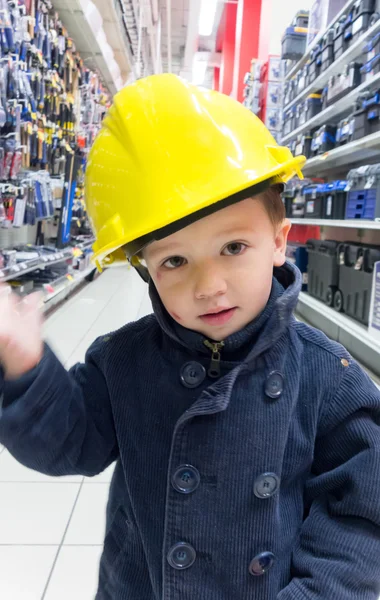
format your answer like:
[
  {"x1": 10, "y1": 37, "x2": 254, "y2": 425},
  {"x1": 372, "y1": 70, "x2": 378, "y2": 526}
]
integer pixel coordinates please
[{"x1": 273, "y1": 219, "x2": 291, "y2": 267}]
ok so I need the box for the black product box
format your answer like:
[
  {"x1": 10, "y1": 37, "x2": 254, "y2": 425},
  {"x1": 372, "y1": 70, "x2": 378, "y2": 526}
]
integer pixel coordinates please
[
  {"x1": 321, "y1": 28, "x2": 335, "y2": 70},
  {"x1": 350, "y1": 0, "x2": 375, "y2": 42},
  {"x1": 294, "y1": 131, "x2": 313, "y2": 158},
  {"x1": 311, "y1": 125, "x2": 337, "y2": 155},
  {"x1": 306, "y1": 239, "x2": 340, "y2": 305},
  {"x1": 336, "y1": 115, "x2": 355, "y2": 144},
  {"x1": 336, "y1": 242, "x2": 380, "y2": 325},
  {"x1": 307, "y1": 44, "x2": 322, "y2": 84},
  {"x1": 353, "y1": 89, "x2": 380, "y2": 139},
  {"x1": 323, "y1": 180, "x2": 348, "y2": 219},
  {"x1": 326, "y1": 62, "x2": 361, "y2": 105},
  {"x1": 305, "y1": 94, "x2": 322, "y2": 121},
  {"x1": 282, "y1": 27, "x2": 308, "y2": 60},
  {"x1": 334, "y1": 15, "x2": 348, "y2": 59},
  {"x1": 360, "y1": 54, "x2": 380, "y2": 82},
  {"x1": 303, "y1": 184, "x2": 325, "y2": 218}
]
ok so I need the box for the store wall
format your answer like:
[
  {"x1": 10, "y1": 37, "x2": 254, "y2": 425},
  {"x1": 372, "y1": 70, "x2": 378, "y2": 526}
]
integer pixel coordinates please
[{"x1": 263, "y1": 0, "x2": 315, "y2": 56}]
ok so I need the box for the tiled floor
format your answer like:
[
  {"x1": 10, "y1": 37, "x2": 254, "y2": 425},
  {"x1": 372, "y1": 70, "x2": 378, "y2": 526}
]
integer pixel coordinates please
[{"x1": 0, "y1": 266, "x2": 151, "y2": 600}]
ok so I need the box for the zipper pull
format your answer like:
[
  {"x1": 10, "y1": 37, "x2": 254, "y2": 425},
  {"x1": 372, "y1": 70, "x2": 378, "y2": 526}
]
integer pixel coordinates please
[{"x1": 203, "y1": 340, "x2": 225, "y2": 378}]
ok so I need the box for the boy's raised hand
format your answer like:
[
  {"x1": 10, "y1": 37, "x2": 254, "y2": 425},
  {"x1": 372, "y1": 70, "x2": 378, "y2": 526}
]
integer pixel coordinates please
[{"x1": 0, "y1": 285, "x2": 44, "y2": 380}]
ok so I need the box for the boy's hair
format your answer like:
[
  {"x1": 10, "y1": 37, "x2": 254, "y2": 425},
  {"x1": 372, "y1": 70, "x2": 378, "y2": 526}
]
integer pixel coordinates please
[{"x1": 257, "y1": 184, "x2": 285, "y2": 226}]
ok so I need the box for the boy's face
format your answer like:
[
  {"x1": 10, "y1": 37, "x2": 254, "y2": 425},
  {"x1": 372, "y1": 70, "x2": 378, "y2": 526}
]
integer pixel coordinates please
[{"x1": 143, "y1": 197, "x2": 291, "y2": 341}]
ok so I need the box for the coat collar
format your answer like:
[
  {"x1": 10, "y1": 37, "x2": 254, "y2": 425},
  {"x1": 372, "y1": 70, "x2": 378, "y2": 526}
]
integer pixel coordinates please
[{"x1": 149, "y1": 261, "x2": 301, "y2": 360}]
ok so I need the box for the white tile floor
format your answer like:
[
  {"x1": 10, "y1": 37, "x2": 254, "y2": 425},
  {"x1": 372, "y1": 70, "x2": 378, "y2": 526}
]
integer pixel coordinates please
[{"x1": 0, "y1": 266, "x2": 151, "y2": 600}]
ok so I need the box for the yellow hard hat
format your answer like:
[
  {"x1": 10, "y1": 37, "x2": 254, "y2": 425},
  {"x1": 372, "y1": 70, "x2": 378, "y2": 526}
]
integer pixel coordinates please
[{"x1": 86, "y1": 74, "x2": 305, "y2": 271}]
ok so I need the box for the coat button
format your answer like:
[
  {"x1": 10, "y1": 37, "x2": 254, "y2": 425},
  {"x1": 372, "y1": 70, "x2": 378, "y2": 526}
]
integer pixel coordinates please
[
  {"x1": 249, "y1": 551, "x2": 275, "y2": 576},
  {"x1": 180, "y1": 361, "x2": 206, "y2": 388},
  {"x1": 167, "y1": 542, "x2": 196, "y2": 570},
  {"x1": 172, "y1": 465, "x2": 200, "y2": 494},
  {"x1": 254, "y1": 472, "x2": 280, "y2": 499},
  {"x1": 264, "y1": 371, "x2": 284, "y2": 399}
]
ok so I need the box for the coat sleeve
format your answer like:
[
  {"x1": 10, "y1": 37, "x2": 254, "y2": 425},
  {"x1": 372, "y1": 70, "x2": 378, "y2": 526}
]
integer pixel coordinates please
[
  {"x1": 0, "y1": 339, "x2": 118, "y2": 477},
  {"x1": 278, "y1": 359, "x2": 380, "y2": 600}
]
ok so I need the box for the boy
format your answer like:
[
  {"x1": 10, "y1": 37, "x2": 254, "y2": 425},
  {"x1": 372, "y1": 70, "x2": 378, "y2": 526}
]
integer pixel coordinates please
[{"x1": 0, "y1": 74, "x2": 380, "y2": 599}]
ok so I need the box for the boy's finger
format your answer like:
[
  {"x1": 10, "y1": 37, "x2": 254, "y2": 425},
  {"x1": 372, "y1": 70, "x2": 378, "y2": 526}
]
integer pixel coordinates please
[{"x1": 22, "y1": 292, "x2": 44, "y2": 312}]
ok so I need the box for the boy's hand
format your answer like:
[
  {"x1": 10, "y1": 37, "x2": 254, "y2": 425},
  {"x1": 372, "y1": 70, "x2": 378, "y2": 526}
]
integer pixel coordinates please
[{"x1": 0, "y1": 285, "x2": 44, "y2": 380}]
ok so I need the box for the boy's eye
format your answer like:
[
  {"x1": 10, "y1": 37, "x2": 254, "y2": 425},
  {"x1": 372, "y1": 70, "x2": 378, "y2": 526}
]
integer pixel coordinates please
[
  {"x1": 162, "y1": 256, "x2": 187, "y2": 269},
  {"x1": 222, "y1": 242, "x2": 247, "y2": 256}
]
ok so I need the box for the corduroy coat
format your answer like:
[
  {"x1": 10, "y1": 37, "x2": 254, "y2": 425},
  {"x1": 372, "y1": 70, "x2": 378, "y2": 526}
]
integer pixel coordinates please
[{"x1": 1, "y1": 262, "x2": 380, "y2": 600}]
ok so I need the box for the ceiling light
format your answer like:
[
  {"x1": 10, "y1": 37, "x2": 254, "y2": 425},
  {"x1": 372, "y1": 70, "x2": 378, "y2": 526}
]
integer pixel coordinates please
[{"x1": 198, "y1": 0, "x2": 218, "y2": 36}]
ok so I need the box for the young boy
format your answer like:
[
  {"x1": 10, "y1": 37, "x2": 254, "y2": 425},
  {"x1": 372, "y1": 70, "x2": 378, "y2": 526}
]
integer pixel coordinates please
[{"x1": 0, "y1": 74, "x2": 380, "y2": 600}]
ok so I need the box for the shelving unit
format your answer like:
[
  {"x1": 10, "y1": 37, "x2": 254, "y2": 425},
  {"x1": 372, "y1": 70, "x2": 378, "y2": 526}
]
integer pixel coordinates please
[
  {"x1": 291, "y1": 218, "x2": 380, "y2": 228},
  {"x1": 302, "y1": 130, "x2": 380, "y2": 175},
  {"x1": 0, "y1": 250, "x2": 73, "y2": 282},
  {"x1": 284, "y1": 0, "x2": 356, "y2": 82},
  {"x1": 283, "y1": 18, "x2": 380, "y2": 113},
  {"x1": 43, "y1": 266, "x2": 97, "y2": 313},
  {"x1": 282, "y1": 72, "x2": 380, "y2": 144},
  {"x1": 297, "y1": 292, "x2": 380, "y2": 376}
]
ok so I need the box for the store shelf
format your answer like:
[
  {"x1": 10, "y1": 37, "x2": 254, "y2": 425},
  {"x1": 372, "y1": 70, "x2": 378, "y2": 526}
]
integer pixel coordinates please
[
  {"x1": 291, "y1": 218, "x2": 380, "y2": 229},
  {"x1": 0, "y1": 249, "x2": 74, "y2": 283},
  {"x1": 283, "y1": 18, "x2": 380, "y2": 113},
  {"x1": 302, "y1": 130, "x2": 380, "y2": 175},
  {"x1": 297, "y1": 291, "x2": 380, "y2": 376},
  {"x1": 43, "y1": 266, "x2": 97, "y2": 313},
  {"x1": 284, "y1": 0, "x2": 356, "y2": 82},
  {"x1": 281, "y1": 72, "x2": 380, "y2": 144}
]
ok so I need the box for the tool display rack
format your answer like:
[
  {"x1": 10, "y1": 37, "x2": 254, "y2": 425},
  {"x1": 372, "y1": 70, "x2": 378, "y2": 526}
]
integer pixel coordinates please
[
  {"x1": 281, "y1": 0, "x2": 380, "y2": 381},
  {"x1": 0, "y1": 0, "x2": 108, "y2": 305}
]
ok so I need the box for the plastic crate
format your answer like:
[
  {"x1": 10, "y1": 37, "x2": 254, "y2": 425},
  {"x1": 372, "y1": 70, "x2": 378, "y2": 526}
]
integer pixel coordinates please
[
  {"x1": 334, "y1": 15, "x2": 348, "y2": 59},
  {"x1": 321, "y1": 28, "x2": 335, "y2": 69},
  {"x1": 303, "y1": 184, "x2": 325, "y2": 217},
  {"x1": 311, "y1": 124, "x2": 336, "y2": 155},
  {"x1": 323, "y1": 180, "x2": 348, "y2": 218},
  {"x1": 336, "y1": 114, "x2": 355, "y2": 145},
  {"x1": 335, "y1": 242, "x2": 380, "y2": 324},
  {"x1": 281, "y1": 27, "x2": 308, "y2": 60},
  {"x1": 306, "y1": 239, "x2": 340, "y2": 305}
]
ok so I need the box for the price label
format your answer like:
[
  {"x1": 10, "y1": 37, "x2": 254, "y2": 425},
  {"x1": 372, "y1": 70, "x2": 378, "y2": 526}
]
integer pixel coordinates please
[
  {"x1": 12, "y1": 266, "x2": 20, "y2": 273},
  {"x1": 0, "y1": 271, "x2": 4, "y2": 278},
  {"x1": 20, "y1": 263, "x2": 27, "y2": 270},
  {"x1": 42, "y1": 257, "x2": 49, "y2": 262}
]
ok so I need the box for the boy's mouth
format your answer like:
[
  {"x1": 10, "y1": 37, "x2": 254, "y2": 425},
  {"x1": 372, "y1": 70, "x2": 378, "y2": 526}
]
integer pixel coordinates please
[{"x1": 199, "y1": 307, "x2": 237, "y2": 326}]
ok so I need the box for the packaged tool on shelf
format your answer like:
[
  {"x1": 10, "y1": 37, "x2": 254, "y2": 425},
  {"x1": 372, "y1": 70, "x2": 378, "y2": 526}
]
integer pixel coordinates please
[
  {"x1": 286, "y1": 243, "x2": 309, "y2": 290},
  {"x1": 265, "y1": 108, "x2": 282, "y2": 131},
  {"x1": 336, "y1": 114, "x2": 355, "y2": 144},
  {"x1": 293, "y1": 130, "x2": 313, "y2": 158},
  {"x1": 311, "y1": 124, "x2": 337, "y2": 155},
  {"x1": 334, "y1": 14, "x2": 349, "y2": 59},
  {"x1": 344, "y1": 0, "x2": 377, "y2": 45},
  {"x1": 326, "y1": 62, "x2": 362, "y2": 105},
  {"x1": 307, "y1": 42, "x2": 323, "y2": 84},
  {"x1": 303, "y1": 184, "x2": 325, "y2": 218},
  {"x1": 306, "y1": 93, "x2": 322, "y2": 120},
  {"x1": 323, "y1": 180, "x2": 348, "y2": 218},
  {"x1": 282, "y1": 107, "x2": 296, "y2": 136},
  {"x1": 353, "y1": 89, "x2": 380, "y2": 138},
  {"x1": 360, "y1": 53, "x2": 380, "y2": 81},
  {"x1": 321, "y1": 28, "x2": 335, "y2": 69},
  {"x1": 335, "y1": 242, "x2": 380, "y2": 324},
  {"x1": 306, "y1": 239, "x2": 340, "y2": 305},
  {"x1": 281, "y1": 27, "x2": 308, "y2": 60},
  {"x1": 363, "y1": 30, "x2": 380, "y2": 61},
  {"x1": 346, "y1": 164, "x2": 380, "y2": 219}
]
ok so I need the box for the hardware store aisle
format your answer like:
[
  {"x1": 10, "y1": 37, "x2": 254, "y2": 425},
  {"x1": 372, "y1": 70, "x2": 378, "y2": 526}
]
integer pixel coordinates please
[{"x1": 0, "y1": 267, "x2": 151, "y2": 600}]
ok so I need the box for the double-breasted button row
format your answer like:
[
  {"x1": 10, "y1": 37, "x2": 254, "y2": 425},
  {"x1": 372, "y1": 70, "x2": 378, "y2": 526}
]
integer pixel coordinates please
[{"x1": 167, "y1": 543, "x2": 275, "y2": 575}]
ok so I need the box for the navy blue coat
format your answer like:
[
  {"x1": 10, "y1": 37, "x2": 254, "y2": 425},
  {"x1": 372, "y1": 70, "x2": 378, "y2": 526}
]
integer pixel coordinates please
[{"x1": 1, "y1": 262, "x2": 380, "y2": 600}]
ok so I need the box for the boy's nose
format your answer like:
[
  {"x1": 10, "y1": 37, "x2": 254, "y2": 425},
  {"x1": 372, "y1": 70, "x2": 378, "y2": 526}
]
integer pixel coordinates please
[{"x1": 194, "y1": 265, "x2": 227, "y2": 300}]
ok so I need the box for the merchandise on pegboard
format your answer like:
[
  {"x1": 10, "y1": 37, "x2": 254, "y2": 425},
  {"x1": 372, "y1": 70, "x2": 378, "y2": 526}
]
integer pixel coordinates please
[
  {"x1": 0, "y1": 0, "x2": 110, "y2": 256},
  {"x1": 259, "y1": 56, "x2": 285, "y2": 143},
  {"x1": 242, "y1": 59, "x2": 263, "y2": 114}
]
